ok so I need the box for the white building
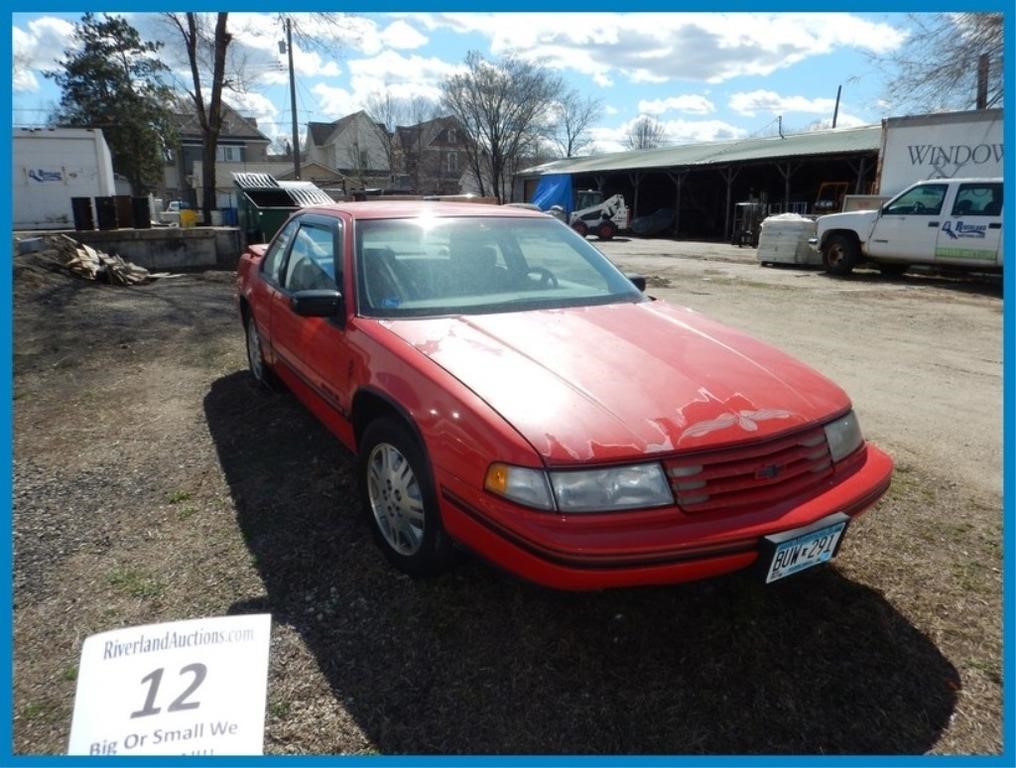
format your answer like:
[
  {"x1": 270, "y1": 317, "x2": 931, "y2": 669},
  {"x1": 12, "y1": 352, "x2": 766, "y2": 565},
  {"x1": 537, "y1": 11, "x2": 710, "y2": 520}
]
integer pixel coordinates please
[{"x1": 12, "y1": 127, "x2": 117, "y2": 230}]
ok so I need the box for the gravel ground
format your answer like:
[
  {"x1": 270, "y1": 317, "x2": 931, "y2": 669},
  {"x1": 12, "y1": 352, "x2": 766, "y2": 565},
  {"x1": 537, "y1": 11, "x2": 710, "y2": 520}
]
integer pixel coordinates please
[{"x1": 11, "y1": 238, "x2": 1004, "y2": 755}]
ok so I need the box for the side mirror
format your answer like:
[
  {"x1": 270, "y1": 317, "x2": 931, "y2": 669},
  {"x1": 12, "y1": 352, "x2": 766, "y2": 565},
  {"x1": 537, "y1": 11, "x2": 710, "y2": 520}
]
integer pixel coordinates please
[
  {"x1": 291, "y1": 289, "x2": 343, "y2": 319},
  {"x1": 626, "y1": 273, "x2": 647, "y2": 292}
]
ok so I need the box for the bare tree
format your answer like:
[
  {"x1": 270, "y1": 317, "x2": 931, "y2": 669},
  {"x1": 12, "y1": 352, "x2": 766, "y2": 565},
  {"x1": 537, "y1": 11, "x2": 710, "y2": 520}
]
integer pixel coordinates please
[
  {"x1": 346, "y1": 142, "x2": 370, "y2": 190},
  {"x1": 625, "y1": 115, "x2": 667, "y2": 151},
  {"x1": 879, "y1": 13, "x2": 1003, "y2": 112},
  {"x1": 365, "y1": 90, "x2": 409, "y2": 183},
  {"x1": 402, "y1": 97, "x2": 441, "y2": 192},
  {"x1": 548, "y1": 90, "x2": 601, "y2": 158},
  {"x1": 165, "y1": 12, "x2": 231, "y2": 223},
  {"x1": 442, "y1": 51, "x2": 563, "y2": 202},
  {"x1": 162, "y1": 12, "x2": 356, "y2": 216}
]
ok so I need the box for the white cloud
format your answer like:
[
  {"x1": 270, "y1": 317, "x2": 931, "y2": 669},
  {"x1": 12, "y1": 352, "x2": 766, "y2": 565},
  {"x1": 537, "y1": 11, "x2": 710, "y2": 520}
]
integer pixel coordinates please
[
  {"x1": 13, "y1": 68, "x2": 39, "y2": 93},
  {"x1": 342, "y1": 50, "x2": 461, "y2": 109},
  {"x1": 229, "y1": 12, "x2": 377, "y2": 56},
  {"x1": 410, "y1": 12, "x2": 907, "y2": 85},
  {"x1": 307, "y1": 49, "x2": 463, "y2": 121},
  {"x1": 659, "y1": 118, "x2": 747, "y2": 144},
  {"x1": 334, "y1": 16, "x2": 390, "y2": 56},
  {"x1": 591, "y1": 115, "x2": 745, "y2": 153},
  {"x1": 311, "y1": 83, "x2": 357, "y2": 119},
  {"x1": 805, "y1": 112, "x2": 867, "y2": 131},
  {"x1": 639, "y1": 95, "x2": 716, "y2": 116},
  {"x1": 729, "y1": 90, "x2": 838, "y2": 117},
  {"x1": 380, "y1": 20, "x2": 428, "y2": 50},
  {"x1": 12, "y1": 16, "x2": 76, "y2": 92},
  {"x1": 223, "y1": 91, "x2": 282, "y2": 142},
  {"x1": 293, "y1": 48, "x2": 342, "y2": 79},
  {"x1": 222, "y1": 14, "x2": 344, "y2": 82}
]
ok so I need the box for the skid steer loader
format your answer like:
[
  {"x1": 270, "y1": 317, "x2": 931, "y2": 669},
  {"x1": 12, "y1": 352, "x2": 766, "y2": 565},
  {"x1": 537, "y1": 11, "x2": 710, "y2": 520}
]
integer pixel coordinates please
[{"x1": 569, "y1": 190, "x2": 630, "y2": 240}]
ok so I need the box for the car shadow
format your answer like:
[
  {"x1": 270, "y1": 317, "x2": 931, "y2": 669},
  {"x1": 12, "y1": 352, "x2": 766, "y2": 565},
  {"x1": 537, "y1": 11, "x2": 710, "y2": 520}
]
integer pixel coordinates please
[
  {"x1": 818, "y1": 267, "x2": 1002, "y2": 298},
  {"x1": 204, "y1": 371, "x2": 958, "y2": 754}
]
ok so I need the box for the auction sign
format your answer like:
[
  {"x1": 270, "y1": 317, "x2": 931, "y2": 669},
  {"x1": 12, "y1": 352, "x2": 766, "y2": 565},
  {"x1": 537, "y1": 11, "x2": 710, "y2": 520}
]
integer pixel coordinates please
[{"x1": 68, "y1": 614, "x2": 272, "y2": 756}]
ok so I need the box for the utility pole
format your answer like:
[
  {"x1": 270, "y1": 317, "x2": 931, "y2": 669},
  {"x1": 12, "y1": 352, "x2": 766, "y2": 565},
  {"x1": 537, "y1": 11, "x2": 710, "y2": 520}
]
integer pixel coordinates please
[
  {"x1": 976, "y1": 54, "x2": 989, "y2": 109},
  {"x1": 286, "y1": 17, "x2": 300, "y2": 179},
  {"x1": 832, "y1": 85, "x2": 842, "y2": 128}
]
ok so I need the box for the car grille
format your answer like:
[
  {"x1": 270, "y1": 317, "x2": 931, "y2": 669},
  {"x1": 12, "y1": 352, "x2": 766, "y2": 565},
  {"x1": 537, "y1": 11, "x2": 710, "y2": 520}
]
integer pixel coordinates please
[{"x1": 663, "y1": 425, "x2": 833, "y2": 515}]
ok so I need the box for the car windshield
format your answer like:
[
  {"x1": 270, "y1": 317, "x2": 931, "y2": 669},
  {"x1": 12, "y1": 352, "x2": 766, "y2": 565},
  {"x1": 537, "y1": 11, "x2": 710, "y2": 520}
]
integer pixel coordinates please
[{"x1": 354, "y1": 216, "x2": 644, "y2": 317}]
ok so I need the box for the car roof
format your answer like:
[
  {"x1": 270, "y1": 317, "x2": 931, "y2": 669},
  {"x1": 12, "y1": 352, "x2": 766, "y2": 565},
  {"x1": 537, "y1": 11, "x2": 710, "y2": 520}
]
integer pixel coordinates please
[{"x1": 298, "y1": 201, "x2": 549, "y2": 221}]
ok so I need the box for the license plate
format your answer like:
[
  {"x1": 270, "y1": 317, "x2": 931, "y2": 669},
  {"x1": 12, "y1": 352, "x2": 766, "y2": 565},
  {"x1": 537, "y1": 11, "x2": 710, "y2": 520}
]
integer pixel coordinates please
[{"x1": 763, "y1": 513, "x2": 849, "y2": 584}]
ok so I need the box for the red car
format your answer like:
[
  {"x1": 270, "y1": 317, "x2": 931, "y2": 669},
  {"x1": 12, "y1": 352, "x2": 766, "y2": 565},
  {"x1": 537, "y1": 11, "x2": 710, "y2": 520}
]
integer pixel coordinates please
[{"x1": 235, "y1": 202, "x2": 893, "y2": 590}]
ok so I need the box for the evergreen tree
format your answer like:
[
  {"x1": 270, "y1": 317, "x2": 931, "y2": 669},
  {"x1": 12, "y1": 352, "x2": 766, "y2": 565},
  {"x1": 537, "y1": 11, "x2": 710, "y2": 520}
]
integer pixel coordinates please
[{"x1": 48, "y1": 13, "x2": 176, "y2": 195}]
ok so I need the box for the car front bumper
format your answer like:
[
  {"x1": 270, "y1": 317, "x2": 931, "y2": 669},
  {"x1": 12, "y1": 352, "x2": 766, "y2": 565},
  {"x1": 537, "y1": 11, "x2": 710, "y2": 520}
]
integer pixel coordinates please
[{"x1": 438, "y1": 443, "x2": 894, "y2": 591}]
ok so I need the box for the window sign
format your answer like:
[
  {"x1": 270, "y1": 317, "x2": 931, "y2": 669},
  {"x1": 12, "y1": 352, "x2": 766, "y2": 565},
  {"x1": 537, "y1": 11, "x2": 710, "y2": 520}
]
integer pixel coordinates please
[{"x1": 68, "y1": 614, "x2": 272, "y2": 756}]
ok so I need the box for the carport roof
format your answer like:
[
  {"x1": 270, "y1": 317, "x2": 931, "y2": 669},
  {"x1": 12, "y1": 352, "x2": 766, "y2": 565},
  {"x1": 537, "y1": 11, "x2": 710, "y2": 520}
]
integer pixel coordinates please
[{"x1": 521, "y1": 124, "x2": 882, "y2": 175}]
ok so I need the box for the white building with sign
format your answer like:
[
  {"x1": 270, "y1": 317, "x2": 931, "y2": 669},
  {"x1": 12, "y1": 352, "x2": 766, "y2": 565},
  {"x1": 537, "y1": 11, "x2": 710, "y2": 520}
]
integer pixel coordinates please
[{"x1": 13, "y1": 127, "x2": 117, "y2": 230}]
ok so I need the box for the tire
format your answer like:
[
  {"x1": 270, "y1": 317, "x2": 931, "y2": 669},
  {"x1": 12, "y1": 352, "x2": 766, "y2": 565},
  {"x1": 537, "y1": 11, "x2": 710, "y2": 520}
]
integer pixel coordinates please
[
  {"x1": 596, "y1": 221, "x2": 617, "y2": 241},
  {"x1": 245, "y1": 313, "x2": 277, "y2": 389},
  {"x1": 572, "y1": 220, "x2": 589, "y2": 238},
  {"x1": 359, "y1": 418, "x2": 456, "y2": 577},
  {"x1": 822, "y1": 234, "x2": 859, "y2": 276},
  {"x1": 877, "y1": 262, "x2": 910, "y2": 277}
]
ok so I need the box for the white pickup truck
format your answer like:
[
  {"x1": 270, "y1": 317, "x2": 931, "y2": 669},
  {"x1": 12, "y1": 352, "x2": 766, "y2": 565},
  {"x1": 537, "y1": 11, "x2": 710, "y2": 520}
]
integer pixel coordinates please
[{"x1": 813, "y1": 178, "x2": 1003, "y2": 275}]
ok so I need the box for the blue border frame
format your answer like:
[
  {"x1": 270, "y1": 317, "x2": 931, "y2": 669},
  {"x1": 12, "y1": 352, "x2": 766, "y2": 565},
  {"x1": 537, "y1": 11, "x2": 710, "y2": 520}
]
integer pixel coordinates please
[{"x1": 4, "y1": 4, "x2": 1013, "y2": 766}]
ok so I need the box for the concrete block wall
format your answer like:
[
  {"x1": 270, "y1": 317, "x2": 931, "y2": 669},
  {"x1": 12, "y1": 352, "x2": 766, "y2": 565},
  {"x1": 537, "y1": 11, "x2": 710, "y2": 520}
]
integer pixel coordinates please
[{"x1": 71, "y1": 227, "x2": 243, "y2": 271}]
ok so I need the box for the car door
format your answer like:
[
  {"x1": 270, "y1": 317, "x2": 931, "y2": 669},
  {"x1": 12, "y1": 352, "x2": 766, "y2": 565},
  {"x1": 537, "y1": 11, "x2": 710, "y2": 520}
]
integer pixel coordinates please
[
  {"x1": 250, "y1": 216, "x2": 301, "y2": 367},
  {"x1": 267, "y1": 213, "x2": 357, "y2": 425},
  {"x1": 866, "y1": 182, "x2": 948, "y2": 261},
  {"x1": 934, "y1": 181, "x2": 1003, "y2": 267}
]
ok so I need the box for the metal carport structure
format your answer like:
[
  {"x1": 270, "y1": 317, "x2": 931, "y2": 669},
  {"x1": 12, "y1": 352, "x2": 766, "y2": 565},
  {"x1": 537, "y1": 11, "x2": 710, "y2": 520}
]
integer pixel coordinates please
[{"x1": 516, "y1": 125, "x2": 882, "y2": 241}]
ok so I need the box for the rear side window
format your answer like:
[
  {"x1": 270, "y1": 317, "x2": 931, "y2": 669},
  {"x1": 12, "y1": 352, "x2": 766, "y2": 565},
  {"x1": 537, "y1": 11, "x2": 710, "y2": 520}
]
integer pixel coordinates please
[
  {"x1": 951, "y1": 183, "x2": 1003, "y2": 217},
  {"x1": 262, "y1": 218, "x2": 299, "y2": 285}
]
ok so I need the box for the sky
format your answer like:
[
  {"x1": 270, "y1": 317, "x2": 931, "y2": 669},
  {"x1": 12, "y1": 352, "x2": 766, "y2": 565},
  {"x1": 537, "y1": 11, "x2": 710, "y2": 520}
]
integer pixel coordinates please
[{"x1": 12, "y1": 12, "x2": 920, "y2": 155}]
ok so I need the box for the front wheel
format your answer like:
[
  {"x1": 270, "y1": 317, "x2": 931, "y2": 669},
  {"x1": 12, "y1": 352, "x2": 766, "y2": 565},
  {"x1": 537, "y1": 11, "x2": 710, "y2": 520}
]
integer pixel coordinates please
[
  {"x1": 359, "y1": 418, "x2": 456, "y2": 577},
  {"x1": 572, "y1": 220, "x2": 589, "y2": 238},
  {"x1": 245, "y1": 313, "x2": 277, "y2": 389},
  {"x1": 822, "y1": 234, "x2": 859, "y2": 276}
]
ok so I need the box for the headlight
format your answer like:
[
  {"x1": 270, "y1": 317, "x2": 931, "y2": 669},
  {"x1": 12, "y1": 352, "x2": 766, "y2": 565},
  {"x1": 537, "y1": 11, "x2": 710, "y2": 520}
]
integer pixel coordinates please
[
  {"x1": 485, "y1": 462, "x2": 674, "y2": 513},
  {"x1": 550, "y1": 463, "x2": 672, "y2": 513},
  {"x1": 824, "y1": 411, "x2": 864, "y2": 462},
  {"x1": 484, "y1": 463, "x2": 555, "y2": 510}
]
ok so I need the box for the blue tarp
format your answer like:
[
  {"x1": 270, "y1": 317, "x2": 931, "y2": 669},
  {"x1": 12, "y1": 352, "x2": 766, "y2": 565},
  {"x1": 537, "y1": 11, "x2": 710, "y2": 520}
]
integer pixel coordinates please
[{"x1": 530, "y1": 174, "x2": 573, "y2": 214}]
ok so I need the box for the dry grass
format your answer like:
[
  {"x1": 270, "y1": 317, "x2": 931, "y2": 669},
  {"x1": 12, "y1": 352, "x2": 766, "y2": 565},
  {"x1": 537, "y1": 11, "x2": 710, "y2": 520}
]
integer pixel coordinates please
[{"x1": 11, "y1": 257, "x2": 1002, "y2": 754}]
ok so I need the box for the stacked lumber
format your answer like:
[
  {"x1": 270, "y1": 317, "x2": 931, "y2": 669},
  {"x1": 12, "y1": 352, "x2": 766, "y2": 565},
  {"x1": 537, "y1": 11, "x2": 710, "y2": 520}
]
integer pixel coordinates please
[{"x1": 45, "y1": 235, "x2": 153, "y2": 285}]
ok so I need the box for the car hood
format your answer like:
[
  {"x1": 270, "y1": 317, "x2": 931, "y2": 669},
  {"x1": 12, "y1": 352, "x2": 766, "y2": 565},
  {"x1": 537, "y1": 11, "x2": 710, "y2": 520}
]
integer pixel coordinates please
[
  {"x1": 817, "y1": 210, "x2": 877, "y2": 235},
  {"x1": 381, "y1": 300, "x2": 851, "y2": 464}
]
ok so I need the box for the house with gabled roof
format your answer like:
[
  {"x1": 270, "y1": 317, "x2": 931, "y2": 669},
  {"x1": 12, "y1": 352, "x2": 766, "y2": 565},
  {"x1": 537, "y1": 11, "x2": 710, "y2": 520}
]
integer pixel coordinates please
[
  {"x1": 304, "y1": 110, "x2": 391, "y2": 190},
  {"x1": 394, "y1": 116, "x2": 471, "y2": 195},
  {"x1": 163, "y1": 98, "x2": 273, "y2": 211}
]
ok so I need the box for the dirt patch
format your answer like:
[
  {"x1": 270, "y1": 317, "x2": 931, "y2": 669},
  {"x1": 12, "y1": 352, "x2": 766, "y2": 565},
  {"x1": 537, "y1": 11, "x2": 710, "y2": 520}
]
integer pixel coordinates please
[{"x1": 11, "y1": 247, "x2": 1002, "y2": 754}]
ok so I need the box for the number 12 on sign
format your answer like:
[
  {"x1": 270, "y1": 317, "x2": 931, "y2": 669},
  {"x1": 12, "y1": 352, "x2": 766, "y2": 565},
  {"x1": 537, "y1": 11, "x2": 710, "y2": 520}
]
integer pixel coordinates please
[{"x1": 131, "y1": 664, "x2": 207, "y2": 718}]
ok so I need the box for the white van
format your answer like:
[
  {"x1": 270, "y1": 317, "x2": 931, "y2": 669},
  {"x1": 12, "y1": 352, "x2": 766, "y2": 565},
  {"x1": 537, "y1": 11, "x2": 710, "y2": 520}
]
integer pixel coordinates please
[{"x1": 813, "y1": 178, "x2": 1003, "y2": 275}]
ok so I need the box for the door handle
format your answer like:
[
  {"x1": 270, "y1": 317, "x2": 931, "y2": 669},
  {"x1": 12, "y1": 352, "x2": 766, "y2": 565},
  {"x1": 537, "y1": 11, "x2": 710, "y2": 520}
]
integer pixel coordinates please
[
  {"x1": 928, "y1": 222, "x2": 939, "y2": 227},
  {"x1": 989, "y1": 223, "x2": 1001, "y2": 229}
]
